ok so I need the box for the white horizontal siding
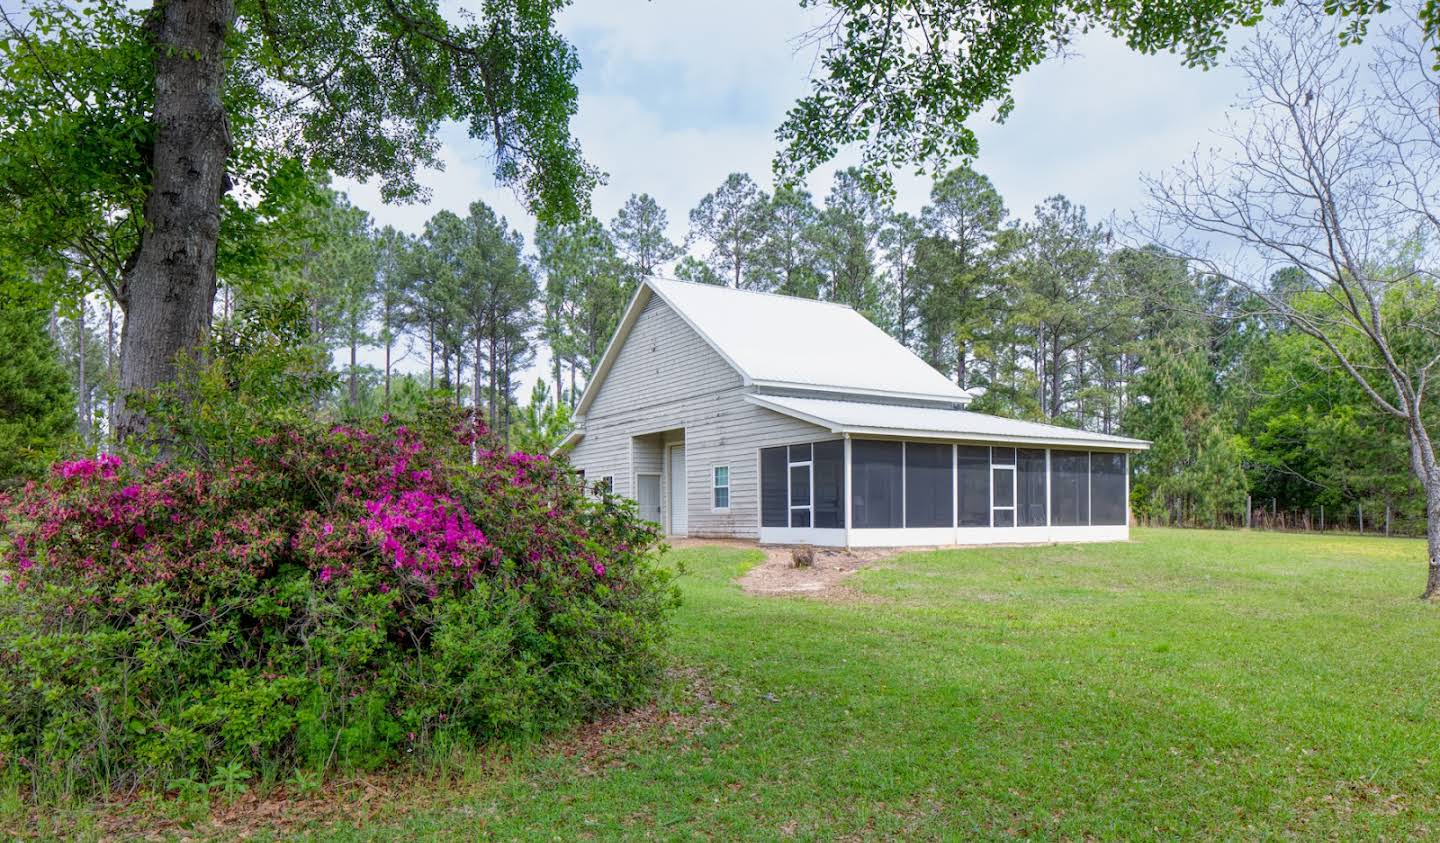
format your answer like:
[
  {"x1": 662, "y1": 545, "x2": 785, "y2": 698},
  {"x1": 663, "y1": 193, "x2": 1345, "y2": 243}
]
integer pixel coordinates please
[
  {"x1": 568, "y1": 295, "x2": 828, "y2": 538},
  {"x1": 585, "y1": 293, "x2": 742, "y2": 422}
]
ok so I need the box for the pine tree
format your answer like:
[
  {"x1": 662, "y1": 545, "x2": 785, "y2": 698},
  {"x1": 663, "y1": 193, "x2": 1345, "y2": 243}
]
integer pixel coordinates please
[
  {"x1": 1124, "y1": 346, "x2": 1247, "y2": 526},
  {"x1": 0, "y1": 286, "x2": 75, "y2": 483},
  {"x1": 611, "y1": 193, "x2": 679, "y2": 281}
]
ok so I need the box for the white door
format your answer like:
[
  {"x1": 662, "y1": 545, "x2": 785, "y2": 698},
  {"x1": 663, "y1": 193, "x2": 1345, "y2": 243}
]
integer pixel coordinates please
[
  {"x1": 668, "y1": 445, "x2": 688, "y2": 536},
  {"x1": 636, "y1": 474, "x2": 663, "y2": 525}
]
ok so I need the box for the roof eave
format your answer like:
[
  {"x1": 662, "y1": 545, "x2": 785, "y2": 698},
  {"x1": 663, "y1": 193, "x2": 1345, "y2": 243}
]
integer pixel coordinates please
[
  {"x1": 750, "y1": 379, "x2": 973, "y2": 407},
  {"x1": 744, "y1": 395, "x2": 1150, "y2": 451},
  {"x1": 826, "y1": 425, "x2": 1151, "y2": 451},
  {"x1": 552, "y1": 427, "x2": 584, "y2": 455}
]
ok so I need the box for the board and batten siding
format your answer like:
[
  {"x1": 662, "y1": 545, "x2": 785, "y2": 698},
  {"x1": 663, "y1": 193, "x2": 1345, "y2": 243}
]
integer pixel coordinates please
[{"x1": 568, "y1": 292, "x2": 829, "y2": 539}]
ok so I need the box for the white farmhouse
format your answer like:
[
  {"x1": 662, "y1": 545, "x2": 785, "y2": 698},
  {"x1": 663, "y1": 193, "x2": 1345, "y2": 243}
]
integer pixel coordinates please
[{"x1": 559, "y1": 278, "x2": 1149, "y2": 547}]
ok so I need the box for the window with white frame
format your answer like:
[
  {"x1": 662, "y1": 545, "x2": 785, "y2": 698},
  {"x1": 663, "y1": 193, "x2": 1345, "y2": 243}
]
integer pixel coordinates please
[{"x1": 712, "y1": 466, "x2": 730, "y2": 510}]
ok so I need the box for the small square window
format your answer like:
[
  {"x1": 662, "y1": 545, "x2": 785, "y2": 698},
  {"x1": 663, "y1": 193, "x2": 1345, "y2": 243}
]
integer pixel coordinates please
[
  {"x1": 598, "y1": 476, "x2": 614, "y2": 494},
  {"x1": 712, "y1": 466, "x2": 730, "y2": 510}
]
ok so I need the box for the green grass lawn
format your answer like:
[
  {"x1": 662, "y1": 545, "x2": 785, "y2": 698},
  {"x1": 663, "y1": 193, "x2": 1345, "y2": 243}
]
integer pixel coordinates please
[{"x1": 46, "y1": 529, "x2": 1440, "y2": 839}]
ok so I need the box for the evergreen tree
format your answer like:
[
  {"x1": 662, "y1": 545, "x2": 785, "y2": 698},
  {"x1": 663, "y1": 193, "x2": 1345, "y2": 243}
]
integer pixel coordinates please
[
  {"x1": 536, "y1": 219, "x2": 625, "y2": 405},
  {"x1": 687, "y1": 173, "x2": 769, "y2": 289},
  {"x1": 512, "y1": 378, "x2": 574, "y2": 454},
  {"x1": 452, "y1": 201, "x2": 535, "y2": 431},
  {"x1": 0, "y1": 285, "x2": 75, "y2": 483},
  {"x1": 374, "y1": 227, "x2": 411, "y2": 407},
  {"x1": 611, "y1": 193, "x2": 679, "y2": 281},
  {"x1": 1124, "y1": 346, "x2": 1247, "y2": 526},
  {"x1": 754, "y1": 186, "x2": 823, "y2": 298},
  {"x1": 814, "y1": 168, "x2": 888, "y2": 318},
  {"x1": 913, "y1": 164, "x2": 1006, "y2": 386},
  {"x1": 1014, "y1": 196, "x2": 1109, "y2": 422}
]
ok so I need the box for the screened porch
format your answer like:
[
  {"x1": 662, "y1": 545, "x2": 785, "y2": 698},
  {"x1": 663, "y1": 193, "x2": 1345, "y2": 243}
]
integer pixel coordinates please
[{"x1": 757, "y1": 438, "x2": 1131, "y2": 547}]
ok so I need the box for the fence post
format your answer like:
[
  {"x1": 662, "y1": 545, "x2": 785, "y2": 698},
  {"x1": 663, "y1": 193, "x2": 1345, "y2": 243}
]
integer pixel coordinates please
[
  {"x1": 1358, "y1": 503, "x2": 1364, "y2": 535},
  {"x1": 1246, "y1": 495, "x2": 1252, "y2": 529},
  {"x1": 1320, "y1": 505, "x2": 1324, "y2": 532}
]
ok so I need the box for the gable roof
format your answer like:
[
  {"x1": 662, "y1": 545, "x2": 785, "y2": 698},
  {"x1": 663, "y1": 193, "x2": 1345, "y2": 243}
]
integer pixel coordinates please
[
  {"x1": 747, "y1": 395, "x2": 1150, "y2": 451},
  {"x1": 575, "y1": 277, "x2": 971, "y2": 417}
]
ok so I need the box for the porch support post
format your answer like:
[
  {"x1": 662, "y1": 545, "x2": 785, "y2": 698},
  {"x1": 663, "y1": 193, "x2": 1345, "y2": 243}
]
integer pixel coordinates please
[
  {"x1": 844, "y1": 434, "x2": 853, "y2": 551},
  {"x1": 952, "y1": 443, "x2": 959, "y2": 545}
]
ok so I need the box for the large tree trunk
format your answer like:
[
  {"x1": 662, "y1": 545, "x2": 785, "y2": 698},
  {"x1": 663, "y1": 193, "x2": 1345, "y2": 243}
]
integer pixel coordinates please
[
  {"x1": 1424, "y1": 479, "x2": 1440, "y2": 600},
  {"x1": 116, "y1": 0, "x2": 235, "y2": 442},
  {"x1": 1412, "y1": 428, "x2": 1440, "y2": 600}
]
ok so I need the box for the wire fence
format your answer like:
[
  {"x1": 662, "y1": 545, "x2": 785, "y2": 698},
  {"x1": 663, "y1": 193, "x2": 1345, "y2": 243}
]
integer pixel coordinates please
[{"x1": 1135, "y1": 496, "x2": 1428, "y2": 538}]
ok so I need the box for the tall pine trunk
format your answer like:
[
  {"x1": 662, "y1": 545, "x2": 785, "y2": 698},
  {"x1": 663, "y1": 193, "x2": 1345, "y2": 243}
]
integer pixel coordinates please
[
  {"x1": 552, "y1": 348, "x2": 563, "y2": 407},
  {"x1": 106, "y1": 298, "x2": 116, "y2": 447},
  {"x1": 348, "y1": 335, "x2": 358, "y2": 409},
  {"x1": 116, "y1": 0, "x2": 235, "y2": 442},
  {"x1": 76, "y1": 298, "x2": 89, "y2": 444},
  {"x1": 1048, "y1": 336, "x2": 1063, "y2": 420},
  {"x1": 487, "y1": 329, "x2": 498, "y2": 433},
  {"x1": 480, "y1": 331, "x2": 492, "y2": 417},
  {"x1": 383, "y1": 329, "x2": 392, "y2": 408}
]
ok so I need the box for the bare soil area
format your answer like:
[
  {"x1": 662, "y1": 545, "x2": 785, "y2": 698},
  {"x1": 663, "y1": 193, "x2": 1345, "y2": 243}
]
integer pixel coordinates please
[{"x1": 667, "y1": 538, "x2": 903, "y2": 597}]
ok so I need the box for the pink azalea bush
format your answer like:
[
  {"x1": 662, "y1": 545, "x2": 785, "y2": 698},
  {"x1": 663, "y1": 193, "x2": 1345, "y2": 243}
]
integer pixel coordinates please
[{"x1": 0, "y1": 407, "x2": 674, "y2": 796}]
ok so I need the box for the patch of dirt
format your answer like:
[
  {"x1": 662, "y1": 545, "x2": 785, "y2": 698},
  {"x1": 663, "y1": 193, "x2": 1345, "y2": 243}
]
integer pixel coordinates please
[{"x1": 736, "y1": 544, "x2": 899, "y2": 598}]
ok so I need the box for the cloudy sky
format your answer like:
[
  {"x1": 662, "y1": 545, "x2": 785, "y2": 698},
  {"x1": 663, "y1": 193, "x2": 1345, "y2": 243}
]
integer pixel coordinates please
[{"x1": 338, "y1": 0, "x2": 1254, "y2": 391}]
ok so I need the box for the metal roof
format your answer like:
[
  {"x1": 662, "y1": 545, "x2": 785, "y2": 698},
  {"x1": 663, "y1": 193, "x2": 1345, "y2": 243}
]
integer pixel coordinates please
[
  {"x1": 640, "y1": 277, "x2": 971, "y2": 404},
  {"x1": 747, "y1": 394, "x2": 1151, "y2": 451}
]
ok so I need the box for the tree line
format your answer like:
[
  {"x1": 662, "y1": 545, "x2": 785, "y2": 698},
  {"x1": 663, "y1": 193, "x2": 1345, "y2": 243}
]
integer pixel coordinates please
[
  {"x1": 3, "y1": 0, "x2": 1436, "y2": 591},
  {"x1": 20, "y1": 143, "x2": 1429, "y2": 543}
]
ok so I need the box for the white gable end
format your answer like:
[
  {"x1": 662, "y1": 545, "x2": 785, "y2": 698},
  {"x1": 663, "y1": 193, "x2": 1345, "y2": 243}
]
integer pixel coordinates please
[{"x1": 580, "y1": 290, "x2": 742, "y2": 421}]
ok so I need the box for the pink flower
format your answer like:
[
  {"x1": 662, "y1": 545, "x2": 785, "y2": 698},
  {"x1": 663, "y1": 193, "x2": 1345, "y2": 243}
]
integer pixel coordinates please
[
  {"x1": 322, "y1": 522, "x2": 335, "y2": 536},
  {"x1": 319, "y1": 567, "x2": 333, "y2": 583},
  {"x1": 592, "y1": 563, "x2": 606, "y2": 577}
]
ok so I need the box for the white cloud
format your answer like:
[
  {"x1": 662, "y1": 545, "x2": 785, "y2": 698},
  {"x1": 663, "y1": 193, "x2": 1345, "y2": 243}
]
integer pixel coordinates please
[{"x1": 335, "y1": 2, "x2": 1254, "y2": 407}]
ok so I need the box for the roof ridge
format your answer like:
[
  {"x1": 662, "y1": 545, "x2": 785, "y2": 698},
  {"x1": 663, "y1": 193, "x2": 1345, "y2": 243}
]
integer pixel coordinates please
[{"x1": 644, "y1": 274, "x2": 857, "y2": 311}]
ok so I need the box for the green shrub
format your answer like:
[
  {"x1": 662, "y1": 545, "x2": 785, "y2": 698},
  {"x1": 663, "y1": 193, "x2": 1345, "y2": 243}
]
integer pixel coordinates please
[{"x1": 0, "y1": 410, "x2": 676, "y2": 799}]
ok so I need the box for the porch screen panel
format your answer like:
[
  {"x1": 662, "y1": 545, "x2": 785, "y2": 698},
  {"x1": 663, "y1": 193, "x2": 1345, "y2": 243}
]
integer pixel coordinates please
[
  {"x1": 1017, "y1": 448, "x2": 1048, "y2": 527},
  {"x1": 813, "y1": 440, "x2": 845, "y2": 528},
  {"x1": 905, "y1": 443, "x2": 953, "y2": 527},
  {"x1": 760, "y1": 446, "x2": 788, "y2": 527},
  {"x1": 1051, "y1": 450, "x2": 1090, "y2": 526},
  {"x1": 1090, "y1": 453, "x2": 1127, "y2": 526},
  {"x1": 956, "y1": 446, "x2": 990, "y2": 527},
  {"x1": 851, "y1": 440, "x2": 903, "y2": 528}
]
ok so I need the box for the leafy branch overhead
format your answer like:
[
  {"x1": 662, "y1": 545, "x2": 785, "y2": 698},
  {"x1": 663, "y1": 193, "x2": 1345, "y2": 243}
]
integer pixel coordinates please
[
  {"x1": 774, "y1": 0, "x2": 1412, "y2": 190},
  {"x1": 241, "y1": 0, "x2": 599, "y2": 217}
]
